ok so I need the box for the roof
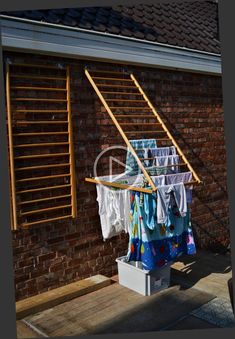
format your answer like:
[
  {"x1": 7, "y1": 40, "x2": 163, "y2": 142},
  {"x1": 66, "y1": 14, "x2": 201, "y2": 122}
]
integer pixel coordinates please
[{"x1": 2, "y1": 1, "x2": 220, "y2": 54}]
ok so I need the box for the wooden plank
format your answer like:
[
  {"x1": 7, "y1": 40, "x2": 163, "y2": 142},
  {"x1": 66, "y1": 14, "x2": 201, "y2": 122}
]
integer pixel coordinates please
[
  {"x1": 22, "y1": 214, "x2": 72, "y2": 227},
  {"x1": 14, "y1": 142, "x2": 69, "y2": 148},
  {"x1": 16, "y1": 275, "x2": 111, "y2": 319},
  {"x1": 110, "y1": 106, "x2": 152, "y2": 110},
  {"x1": 85, "y1": 69, "x2": 157, "y2": 191},
  {"x1": 120, "y1": 122, "x2": 161, "y2": 126},
  {"x1": 131, "y1": 74, "x2": 201, "y2": 184},
  {"x1": 16, "y1": 320, "x2": 42, "y2": 338},
  {"x1": 10, "y1": 75, "x2": 66, "y2": 81},
  {"x1": 67, "y1": 66, "x2": 77, "y2": 218},
  {"x1": 96, "y1": 84, "x2": 136, "y2": 88},
  {"x1": 17, "y1": 184, "x2": 71, "y2": 194},
  {"x1": 16, "y1": 121, "x2": 68, "y2": 124},
  {"x1": 15, "y1": 153, "x2": 70, "y2": 159},
  {"x1": 116, "y1": 114, "x2": 155, "y2": 118},
  {"x1": 101, "y1": 91, "x2": 142, "y2": 95},
  {"x1": 18, "y1": 194, "x2": 71, "y2": 205},
  {"x1": 125, "y1": 130, "x2": 166, "y2": 134},
  {"x1": 6, "y1": 63, "x2": 18, "y2": 229},
  {"x1": 106, "y1": 99, "x2": 146, "y2": 102},
  {"x1": 13, "y1": 132, "x2": 69, "y2": 136},
  {"x1": 85, "y1": 178, "x2": 153, "y2": 194},
  {"x1": 16, "y1": 173, "x2": 70, "y2": 183},
  {"x1": 23, "y1": 283, "x2": 215, "y2": 336},
  {"x1": 11, "y1": 86, "x2": 66, "y2": 91},
  {"x1": 15, "y1": 109, "x2": 68, "y2": 113},
  {"x1": 15, "y1": 163, "x2": 70, "y2": 171},
  {"x1": 88, "y1": 70, "x2": 129, "y2": 75},
  {"x1": 11, "y1": 98, "x2": 67, "y2": 102},
  {"x1": 20, "y1": 204, "x2": 72, "y2": 216},
  {"x1": 92, "y1": 77, "x2": 133, "y2": 82}
]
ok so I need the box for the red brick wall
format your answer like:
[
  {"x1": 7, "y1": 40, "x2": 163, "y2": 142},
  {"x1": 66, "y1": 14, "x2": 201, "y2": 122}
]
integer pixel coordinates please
[{"x1": 4, "y1": 51, "x2": 230, "y2": 301}]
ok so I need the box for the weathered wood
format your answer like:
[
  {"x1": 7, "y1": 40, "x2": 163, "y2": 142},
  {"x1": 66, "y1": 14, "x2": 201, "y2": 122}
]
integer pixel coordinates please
[
  {"x1": 67, "y1": 66, "x2": 77, "y2": 218},
  {"x1": 16, "y1": 275, "x2": 111, "y2": 320},
  {"x1": 6, "y1": 63, "x2": 18, "y2": 229}
]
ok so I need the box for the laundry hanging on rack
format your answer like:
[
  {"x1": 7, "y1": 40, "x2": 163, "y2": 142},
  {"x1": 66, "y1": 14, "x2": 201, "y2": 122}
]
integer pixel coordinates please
[
  {"x1": 126, "y1": 189, "x2": 196, "y2": 271},
  {"x1": 165, "y1": 172, "x2": 193, "y2": 203},
  {"x1": 156, "y1": 183, "x2": 187, "y2": 224},
  {"x1": 125, "y1": 138, "x2": 157, "y2": 175},
  {"x1": 154, "y1": 154, "x2": 180, "y2": 174},
  {"x1": 95, "y1": 174, "x2": 144, "y2": 240},
  {"x1": 148, "y1": 146, "x2": 177, "y2": 166}
]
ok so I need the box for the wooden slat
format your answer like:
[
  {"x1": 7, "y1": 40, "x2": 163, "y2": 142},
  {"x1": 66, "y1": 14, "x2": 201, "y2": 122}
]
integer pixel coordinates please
[
  {"x1": 16, "y1": 121, "x2": 68, "y2": 125},
  {"x1": 89, "y1": 69, "x2": 129, "y2": 74},
  {"x1": 13, "y1": 132, "x2": 69, "y2": 136},
  {"x1": 17, "y1": 184, "x2": 71, "y2": 194},
  {"x1": 85, "y1": 178, "x2": 153, "y2": 194},
  {"x1": 110, "y1": 106, "x2": 152, "y2": 110},
  {"x1": 106, "y1": 99, "x2": 146, "y2": 102},
  {"x1": 21, "y1": 214, "x2": 72, "y2": 227},
  {"x1": 12, "y1": 86, "x2": 66, "y2": 91},
  {"x1": 20, "y1": 204, "x2": 72, "y2": 216},
  {"x1": 15, "y1": 163, "x2": 70, "y2": 171},
  {"x1": 11, "y1": 98, "x2": 67, "y2": 102},
  {"x1": 101, "y1": 91, "x2": 142, "y2": 95},
  {"x1": 14, "y1": 142, "x2": 69, "y2": 148},
  {"x1": 96, "y1": 84, "x2": 136, "y2": 88},
  {"x1": 16, "y1": 173, "x2": 70, "y2": 183},
  {"x1": 120, "y1": 122, "x2": 161, "y2": 126},
  {"x1": 10, "y1": 75, "x2": 66, "y2": 80},
  {"x1": 85, "y1": 69, "x2": 157, "y2": 191},
  {"x1": 131, "y1": 74, "x2": 201, "y2": 183},
  {"x1": 14, "y1": 153, "x2": 70, "y2": 159},
  {"x1": 116, "y1": 114, "x2": 154, "y2": 118},
  {"x1": 6, "y1": 63, "x2": 18, "y2": 229},
  {"x1": 125, "y1": 130, "x2": 166, "y2": 134},
  {"x1": 15, "y1": 109, "x2": 68, "y2": 113},
  {"x1": 18, "y1": 194, "x2": 71, "y2": 206},
  {"x1": 66, "y1": 66, "x2": 77, "y2": 219},
  {"x1": 92, "y1": 77, "x2": 133, "y2": 82}
]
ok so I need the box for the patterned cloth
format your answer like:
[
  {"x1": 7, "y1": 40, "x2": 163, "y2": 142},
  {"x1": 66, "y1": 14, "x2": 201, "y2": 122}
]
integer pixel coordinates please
[
  {"x1": 126, "y1": 190, "x2": 196, "y2": 270},
  {"x1": 125, "y1": 139, "x2": 157, "y2": 175}
]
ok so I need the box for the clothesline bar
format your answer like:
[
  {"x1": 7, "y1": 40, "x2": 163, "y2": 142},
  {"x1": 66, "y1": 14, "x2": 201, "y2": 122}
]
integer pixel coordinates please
[
  {"x1": 85, "y1": 178, "x2": 153, "y2": 193},
  {"x1": 85, "y1": 177, "x2": 199, "y2": 193}
]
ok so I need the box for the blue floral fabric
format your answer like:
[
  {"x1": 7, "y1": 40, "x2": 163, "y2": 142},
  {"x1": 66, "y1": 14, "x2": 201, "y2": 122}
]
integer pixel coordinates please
[{"x1": 127, "y1": 190, "x2": 196, "y2": 271}]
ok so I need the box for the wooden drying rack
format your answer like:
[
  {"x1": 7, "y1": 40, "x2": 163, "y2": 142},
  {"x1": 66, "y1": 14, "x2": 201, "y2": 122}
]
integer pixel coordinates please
[
  {"x1": 6, "y1": 62, "x2": 77, "y2": 229},
  {"x1": 84, "y1": 68, "x2": 201, "y2": 194}
]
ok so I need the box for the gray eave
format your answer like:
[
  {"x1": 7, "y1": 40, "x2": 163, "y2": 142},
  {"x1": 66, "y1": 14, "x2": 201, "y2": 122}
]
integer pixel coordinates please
[{"x1": 0, "y1": 15, "x2": 221, "y2": 75}]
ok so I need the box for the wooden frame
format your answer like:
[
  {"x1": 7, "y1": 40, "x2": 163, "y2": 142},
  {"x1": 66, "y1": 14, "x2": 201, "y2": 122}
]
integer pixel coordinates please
[
  {"x1": 84, "y1": 68, "x2": 201, "y2": 192},
  {"x1": 6, "y1": 62, "x2": 77, "y2": 228}
]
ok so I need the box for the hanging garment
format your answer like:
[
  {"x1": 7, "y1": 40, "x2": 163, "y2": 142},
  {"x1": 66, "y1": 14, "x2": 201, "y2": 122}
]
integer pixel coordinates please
[
  {"x1": 154, "y1": 155, "x2": 180, "y2": 175},
  {"x1": 95, "y1": 174, "x2": 145, "y2": 240},
  {"x1": 156, "y1": 183, "x2": 187, "y2": 224},
  {"x1": 165, "y1": 172, "x2": 193, "y2": 203},
  {"x1": 151, "y1": 174, "x2": 165, "y2": 187},
  {"x1": 127, "y1": 190, "x2": 196, "y2": 270},
  {"x1": 96, "y1": 183, "x2": 131, "y2": 240},
  {"x1": 148, "y1": 146, "x2": 177, "y2": 165},
  {"x1": 125, "y1": 139, "x2": 157, "y2": 175}
]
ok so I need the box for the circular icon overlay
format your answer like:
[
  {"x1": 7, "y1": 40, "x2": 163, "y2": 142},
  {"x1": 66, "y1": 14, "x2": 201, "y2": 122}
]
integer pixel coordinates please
[{"x1": 93, "y1": 145, "x2": 142, "y2": 192}]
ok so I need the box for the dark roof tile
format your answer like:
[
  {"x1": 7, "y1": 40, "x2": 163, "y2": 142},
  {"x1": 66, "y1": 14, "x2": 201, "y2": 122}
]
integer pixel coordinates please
[{"x1": 3, "y1": 1, "x2": 220, "y2": 54}]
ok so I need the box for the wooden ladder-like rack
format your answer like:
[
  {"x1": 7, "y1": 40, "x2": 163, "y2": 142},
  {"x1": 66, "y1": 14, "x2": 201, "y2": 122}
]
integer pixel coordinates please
[
  {"x1": 84, "y1": 68, "x2": 201, "y2": 193},
  {"x1": 6, "y1": 62, "x2": 77, "y2": 229}
]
